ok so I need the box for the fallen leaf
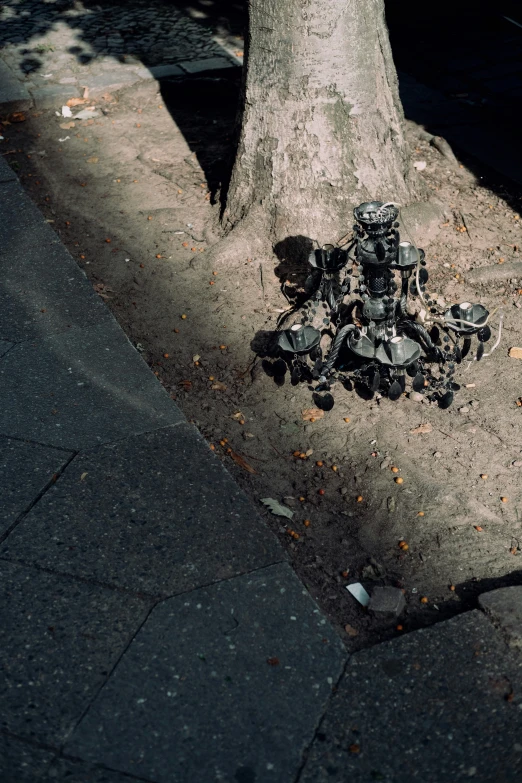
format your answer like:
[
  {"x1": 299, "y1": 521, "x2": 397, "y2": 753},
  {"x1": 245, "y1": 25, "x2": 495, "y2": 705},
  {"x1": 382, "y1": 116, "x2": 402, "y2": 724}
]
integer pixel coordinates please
[
  {"x1": 261, "y1": 498, "x2": 294, "y2": 519},
  {"x1": 179, "y1": 379, "x2": 192, "y2": 390},
  {"x1": 66, "y1": 97, "x2": 88, "y2": 107},
  {"x1": 80, "y1": 472, "x2": 88, "y2": 481},
  {"x1": 410, "y1": 422, "x2": 433, "y2": 434},
  {"x1": 231, "y1": 411, "x2": 244, "y2": 421},
  {"x1": 474, "y1": 525, "x2": 484, "y2": 532},
  {"x1": 509, "y1": 347, "x2": 522, "y2": 359},
  {"x1": 92, "y1": 283, "x2": 114, "y2": 299},
  {"x1": 10, "y1": 112, "x2": 27, "y2": 122},
  {"x1": 59, "y1": 121, "x2": 76, "y2": 130},
  {"x1": 230, "y1": 450, "x2": 256, "y2": 474},
  {"x1": 344, "y1": 624, "x2": 359, "y2": 637},
  {"x1": 192, "y1": 354, "x2": 200, "y2": 363},
  {"x1": 211, "y1": 381, "x2": 227, "y2": 391},
  {"x1": 87, "y1": 156, "x2": 98, "y2": 164},
  {"x1": 302, "y1": 407, "x2": 325, "y2": 421}
]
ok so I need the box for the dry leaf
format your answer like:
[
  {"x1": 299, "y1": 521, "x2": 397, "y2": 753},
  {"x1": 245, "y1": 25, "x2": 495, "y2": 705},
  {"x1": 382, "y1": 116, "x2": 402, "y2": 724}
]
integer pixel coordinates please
[
  {"x1": 66, "y1": 97, "x2": 88, "y2": 107},
  {"x1": 178, "y1": 379, "x2": 192, "y2": 390},
  {"x1": 261, "y1": 498, "x2": 294, "y2": 519},
  {"x1": 344, "y1": 624, "x2": 359, "y2": 637},
  {"x1": 302, "y1": 407, "x2": 325, "y2": 421},
  {"x1": 92, "y1": 282, "x2": 114, "y2": 298},
  {"x1": 509, "y1": 347, "x2": 522, "y2": 359},
  {"x1": 229, "y1": 450, "x2": 256, "y2": 474},
  {"x1": 192, "y1": 354, "x2": 200, "y2": 362},
  {"x1": 10, "y1": 112, "x2": 26, "y2": 123},
  {"x1": 80, "y1": 472, "x2": 88, "y2": 481},
  {"x1": 474, "y1": 525, "x2": 484, "y2": 532},
  {"x1": 410, "y1": 422, "x2": 433, "y2": 435},
  {"x1": 59, "y1": 121, "x2": 76, "y2": 130},
  {"x1": 211, "y1": 381, "x2": 227, "y2": 391},
  {"x1": 231, "y1": 411, "x2": 244, "y2": 421},
  {"x1": 87, "y1": 156, "x2": 99, "y2": 164}
]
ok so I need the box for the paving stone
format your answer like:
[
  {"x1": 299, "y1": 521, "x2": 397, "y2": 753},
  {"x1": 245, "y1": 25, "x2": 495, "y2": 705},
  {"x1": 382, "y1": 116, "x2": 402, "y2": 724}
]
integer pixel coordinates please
[
  {"x1": 30, "y1": 83, "x2": 80, "y2": 110},
  {"x1": 398, "y1": 70, "x2": 474, "y2": 128},
  {"x1": 0, "y1": 561, "x2": 152, "y2": 746},
  {"x1": 300, "y1": 611, "x2": 522, "y2": 783},
  {"x1": 0, "y1": 734, "x2": 56, "y2": 783},
  {"x1": 0, "y1": 60, "x2": 33, "y2": 113},
  {"x1": 0, "y1": 339, "x2": 13, "y2": 357},
  {"x1": 1, "y1": 425, "x2": 283, "y2": 594},
  {"x1": 436, "y1": 121, "x2": 522, "y2": 187},
  {"x1": 44, "y1": 758, "x2": 145, "y2": 783},
  {"x1": 0, "y1": 179, "x2": 52, "y2": 237},
  {"x1": 0, "y1": 185, "x2": 113, "y2": 341},
  {"x1": 479, "y1": 586, "x2": 522, "y2": 650},
  {"x1": 178, "y1": 56, "x2": 236, "y2": 73},
  {"x1": 148, "y1": 63, "x2": 184, "y2": 79},
  {"x1": 85, "y1": 71, "x2": 141, "y2": 96},
  {"x1": 368, "y1": 586, "x2": 406, "y2": 618},
  {"x1": 0, "y1": 155, "x2": 17, "y2": 183},
  {"x1": 482, "y1": 74, "x2": 522, "y2": 94},
  {"x1": 0, "y1": 320, "x2": 183, "y2": 449},
  {"x1": 66, "y1": 563, "x2": 346, "y2": 782},
  {"x1": 0, "y1": 436, "x2": 73, "y2": 540}
]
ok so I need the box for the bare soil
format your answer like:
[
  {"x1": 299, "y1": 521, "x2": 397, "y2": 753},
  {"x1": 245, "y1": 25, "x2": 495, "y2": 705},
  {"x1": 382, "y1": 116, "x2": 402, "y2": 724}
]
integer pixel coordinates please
[{"x1": 3, "y1": 71, "x2": 522, "y2": 648}]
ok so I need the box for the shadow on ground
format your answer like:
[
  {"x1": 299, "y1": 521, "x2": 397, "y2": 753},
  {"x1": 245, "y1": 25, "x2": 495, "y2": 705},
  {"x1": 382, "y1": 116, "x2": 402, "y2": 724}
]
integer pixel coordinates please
[{"x1": 2, "y1": 0, "x2": 522, "y2": 648}]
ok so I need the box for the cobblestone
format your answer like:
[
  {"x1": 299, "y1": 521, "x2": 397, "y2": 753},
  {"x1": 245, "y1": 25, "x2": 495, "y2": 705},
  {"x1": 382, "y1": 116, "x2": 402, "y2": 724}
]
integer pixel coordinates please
[{"x1": 0, "y1": 0, "x2": 240, "y2": 108}]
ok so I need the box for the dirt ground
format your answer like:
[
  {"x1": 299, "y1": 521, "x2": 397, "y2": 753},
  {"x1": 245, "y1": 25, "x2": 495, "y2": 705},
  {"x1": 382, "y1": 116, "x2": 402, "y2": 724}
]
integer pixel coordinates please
[{"x1": 3, "y1": 71, "x2": 522, "y2": 648}]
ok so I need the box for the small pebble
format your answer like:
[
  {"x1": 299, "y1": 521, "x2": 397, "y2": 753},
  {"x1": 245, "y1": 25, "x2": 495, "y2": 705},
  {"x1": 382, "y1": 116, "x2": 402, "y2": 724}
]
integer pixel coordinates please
[
  {"x1": 409, "y1": 391, "x2": 424, "y2": 403},
  {"x1": 512, "y1": 460, "x2": 522, "y2": 467},
  {"x1": 433, "y1": 451, "x2": 442, "y2": 458},
  {"x1": 459, "y1": 406, "x2": 470, "y2": 414}
]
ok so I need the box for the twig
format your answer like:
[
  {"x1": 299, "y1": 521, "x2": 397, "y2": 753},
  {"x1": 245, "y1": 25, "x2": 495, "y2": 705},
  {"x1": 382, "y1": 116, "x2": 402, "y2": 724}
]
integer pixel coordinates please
[{"x1": 259, "y1": 262, "x2": 265, "y2": 300}]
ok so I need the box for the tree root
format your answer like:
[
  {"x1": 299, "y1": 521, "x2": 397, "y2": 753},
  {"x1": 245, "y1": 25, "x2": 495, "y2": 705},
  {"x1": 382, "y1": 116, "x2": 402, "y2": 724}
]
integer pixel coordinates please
[{"x1": 205, "y1": 210, "x2": 274, "y2": 270}]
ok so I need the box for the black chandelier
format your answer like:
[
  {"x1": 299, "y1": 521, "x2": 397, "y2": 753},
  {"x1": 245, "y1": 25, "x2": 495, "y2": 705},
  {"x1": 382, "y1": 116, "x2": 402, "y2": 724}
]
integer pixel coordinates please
[{"x1": 263, "y1": 201, "x2": 501, "y2": 410}]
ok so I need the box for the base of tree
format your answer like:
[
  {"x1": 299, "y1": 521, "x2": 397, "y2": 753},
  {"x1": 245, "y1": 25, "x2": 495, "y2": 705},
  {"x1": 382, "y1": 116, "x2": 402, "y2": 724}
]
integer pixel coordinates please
[{"x1": 207, "y1": 199, "x2": 447, "y2": 272}]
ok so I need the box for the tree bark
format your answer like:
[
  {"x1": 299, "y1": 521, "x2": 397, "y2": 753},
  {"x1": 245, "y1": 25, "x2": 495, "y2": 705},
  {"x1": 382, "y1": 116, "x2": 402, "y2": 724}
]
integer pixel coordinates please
[{"x1": 221, "y1": 0, "x2": 418, "y2": 253}]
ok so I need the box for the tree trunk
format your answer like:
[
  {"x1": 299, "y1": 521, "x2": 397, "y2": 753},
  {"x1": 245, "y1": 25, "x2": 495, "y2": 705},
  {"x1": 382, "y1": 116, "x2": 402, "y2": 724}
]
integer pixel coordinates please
[{"x1": 221, "y1": 0, "x2": 418, "y2": 254}]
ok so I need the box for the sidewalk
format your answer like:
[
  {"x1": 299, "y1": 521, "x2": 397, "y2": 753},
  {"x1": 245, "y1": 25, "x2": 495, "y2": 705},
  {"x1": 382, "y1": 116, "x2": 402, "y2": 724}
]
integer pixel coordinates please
[
  {"x1": 1, "y1": 4, "x2": 522, "y2": 782},
  {"x1": 0, "y1": 153, "x2": 347, "y2": 782},
  {"x1": 1, "y1": 126, "x2": 522, "y2": 783}
]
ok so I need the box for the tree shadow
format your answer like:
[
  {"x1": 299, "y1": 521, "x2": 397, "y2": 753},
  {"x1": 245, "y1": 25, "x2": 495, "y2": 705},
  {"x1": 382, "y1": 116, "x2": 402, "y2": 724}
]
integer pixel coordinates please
[
  {"x1": 158, "y1": 69, "x2": 241, "y2": 202},
  {"x1": 1, "y1": 0, "x2": 246, "y2": 74},
  {"x1": 386, "y1": 0, "x2": 522, "y2": 206},
  {"x1": 2, "y1": 0, "x2": 521, "y2": 217}
]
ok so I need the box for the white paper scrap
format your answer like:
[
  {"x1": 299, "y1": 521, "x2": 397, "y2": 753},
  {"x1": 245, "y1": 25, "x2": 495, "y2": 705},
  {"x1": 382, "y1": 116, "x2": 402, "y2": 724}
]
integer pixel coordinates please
[{"x1": 346, "y1": 582, "x2": 370, "y2": 607}]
